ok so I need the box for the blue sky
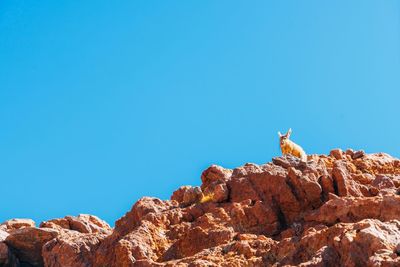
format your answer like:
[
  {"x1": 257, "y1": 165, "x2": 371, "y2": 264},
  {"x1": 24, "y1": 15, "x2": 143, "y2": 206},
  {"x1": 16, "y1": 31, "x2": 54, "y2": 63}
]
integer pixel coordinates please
[{"x1": 1, "y1": 1, "x2": 399, "y2": 225}]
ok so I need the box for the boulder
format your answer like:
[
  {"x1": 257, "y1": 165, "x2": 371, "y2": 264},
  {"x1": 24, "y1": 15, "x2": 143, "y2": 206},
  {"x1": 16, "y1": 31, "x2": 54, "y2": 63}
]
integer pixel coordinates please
[
  {"x1": 5, "y1": 227, "x2": 59, "y2": 266},
  {"x1": 171, "y1": 186, "x2": 203, "y2": 206},
  {"x1": 40, "y1": 214, "x2": 111, "y2": 234},
  {"x1": 0, "y1": 219, "x2": 35, "y2": 232},
  {"x1": 42, "y1": 230, "x2": 109, "y2": 267}
]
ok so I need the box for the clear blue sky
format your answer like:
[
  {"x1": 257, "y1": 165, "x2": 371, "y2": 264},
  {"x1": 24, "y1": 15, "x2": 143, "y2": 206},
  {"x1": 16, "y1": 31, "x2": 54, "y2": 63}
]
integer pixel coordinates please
[{"x1": 1, "y1": 1, "x2": 399, "y2": 225}]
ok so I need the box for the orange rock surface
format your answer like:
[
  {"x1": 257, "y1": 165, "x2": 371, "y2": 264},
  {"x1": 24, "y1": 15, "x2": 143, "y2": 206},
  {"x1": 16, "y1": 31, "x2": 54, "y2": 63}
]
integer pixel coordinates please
[{"x1": 2, "y1": 150, "x2": 400, "y2": 266}]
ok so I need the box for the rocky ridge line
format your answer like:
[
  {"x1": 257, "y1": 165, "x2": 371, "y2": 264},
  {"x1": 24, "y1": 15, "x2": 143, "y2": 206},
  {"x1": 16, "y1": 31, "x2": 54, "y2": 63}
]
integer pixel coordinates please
[{"x1": 1, "y1": 149, "x2": 400, "y2": 266}]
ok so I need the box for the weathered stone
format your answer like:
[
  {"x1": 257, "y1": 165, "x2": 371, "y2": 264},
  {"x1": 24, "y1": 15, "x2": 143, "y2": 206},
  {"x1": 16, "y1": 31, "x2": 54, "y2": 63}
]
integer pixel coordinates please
[
  {"x1": 42, "y1": 231, "x2": 109, "y2": 267},
  {"x1": 0, "y1": 230, "x2": 9, "y2": 242},
  {"x1": 201, "y1": 165, "x2": 232, "y2": 188},
  {"x1": 40, "y1": 218, "x2": 70, "y2": 230},
  {"x1": 40, "y1": 214, "x2": 111, "y2": 235},
  {"x1": 0, "y1": 242, "x2": 20, "y2": 267},
  {"x1": 115, "y1": 197, "x2": 176, "y2": 235},
  {"x1": 0, "y1": 219, "x2": 35, "y2": 232},
  {"x1": 171, "y1": 186, "x2": 203, "y2": 206},
  {"x1": 353, "y1": 150, "x2": 366, "y2": 159},
  {"x1": 5, "y1": 227, "x2": 59, "y2": 266},
  {"x1": 67, "y1": 214, "x2": 111, "y2": 234},
  {"x1": 0, "y1": 242, "x2": 8, "y2": 265},
  {"x1": 3, "y1": 150, "x2": 400, "y2": 266},
  {"x1": 330, "y1": 149, "x2": 343, "y2": 160},
  {"x1": 211, "y1": 183, "x2": 229, "y2": 203}
]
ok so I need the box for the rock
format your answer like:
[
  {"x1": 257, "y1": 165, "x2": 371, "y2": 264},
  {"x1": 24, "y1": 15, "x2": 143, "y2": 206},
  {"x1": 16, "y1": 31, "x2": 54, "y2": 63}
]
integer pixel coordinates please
[
  {"x1": 162, "y1": 226, "x2": 234, "y2": 260},
  {"x1": 353, "y1": 153, "x2": 398, "y2": 175},
  {"x1": 0, "y1": 242, "x2": 8, "y2": 265},
  {"x1": 211, "y1": 183, "x2": 229, "y2": 203},
  {"x1": 227, "y1": 177, "x2": 260, "y2": 202},
  {"x1": 42, "y1": 230, "x2": 109, "y2": 267},
  {"x1": 67, "y1": 214, "x2": 111, "y2": 234},
  {"x1": 304, "y1": 195, "x2": 400, "y2": 225},
  {"x1": 0, "y1": 242, "x2": 19, "y2": 267},
  {"x1": 201, "y1": 165, "x2": 232, "y2": 188},
  {"x1": 287, "y1": 166, "x2": 322, "y2": 208},
  {"x1": 277, "y1": 219, "x2": 400, "y2": 266},
  {"x1": 5, "y1": 227, "x2": 59, "y2": 266},
  {"x1": 353, "y1": 150, "x2": 366, "y2": 159},
  {"x1": 0, "y1": 219, "x2": 35, "y2": 232},
  {"x1": 272, "y1": 154, "x2": 303, "y2": 169},
  {"x1": 171, "y1": 186, "x2": 203, "y2": 206},
  {"x1": 0, "y1": 229, "x2": 9, "y2": 242},
  {"x1": 351, "y1": 172, "x2": 374, "y2": 185},
  {"x1": 372, "y1": 175, "x2": 397, "y2": 195},
  {"x1": 232, "y1": 163, "x2": 264, "y2": 178},
  {"x1": 115, "y1": 197, "x2": 176, "y2": 235},
  {"x1": 332, "y1": 161, "x2": 369, "y2": 197},
  {"x1": 3, "y1": 149, "x2": 400, "y2": 266},
  {"x1": 345, "y1": 148, "x2": 354, "y2": 156},
  {"x1": 40, "y1": 214, "x2": 111, "y2": 235},
  {"x1": 40, "y1": 218, "x2": 70, "y2": 230},
  {"x1": 330, "y1": 149, "x2": 343, "y2": 160},
  {"x1": 319, "y1": 175, "x2": 335, "y2": 200}
]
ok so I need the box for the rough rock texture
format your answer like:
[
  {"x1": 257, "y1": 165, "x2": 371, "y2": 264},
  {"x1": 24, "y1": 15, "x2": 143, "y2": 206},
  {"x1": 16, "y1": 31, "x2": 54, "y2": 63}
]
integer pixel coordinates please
[
  {"x1": 0, "y1": 230, "x2": 9, "y2": 242},
  {"x1": 0, "y1": 219, "x2": 35, "y2": 232},
  {"x1": 40, "y1": 214, "x2": 112, "y2": 234},
  {"x1": 2, "y1": 150, "x2": 400, "y2": 266}
]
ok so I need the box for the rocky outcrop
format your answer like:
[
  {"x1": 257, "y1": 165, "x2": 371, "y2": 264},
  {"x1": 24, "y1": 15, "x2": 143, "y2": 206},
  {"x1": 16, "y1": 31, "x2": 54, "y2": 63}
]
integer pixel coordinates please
[
  {"x1": 1, "y1": 150, "x2": 400, "y2": 266},
  {"x1": 0, "y1": 219, "x2": 35, "y2": 232},
  {"x1": 40, "y1": 214, "x2": 112, "y2": 234},
  {"x1": 1, "y1": 215, "x2": 111, "y2": 267},
  {"x1": 5, "y1": 227, "x2": 59, "y2": 266},
  {"x1": 42, "y1": 230, "x2": 108, "y2": 267}
]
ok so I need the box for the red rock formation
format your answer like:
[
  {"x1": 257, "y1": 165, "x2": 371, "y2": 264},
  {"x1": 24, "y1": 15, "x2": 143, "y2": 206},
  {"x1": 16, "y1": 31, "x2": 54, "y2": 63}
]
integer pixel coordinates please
[
  {"x1": 1, "y1": 150, "x2": 400, "y2": 266},
  {"x1": 0, "y1": 219, "x2": 35, "y2": 232}
]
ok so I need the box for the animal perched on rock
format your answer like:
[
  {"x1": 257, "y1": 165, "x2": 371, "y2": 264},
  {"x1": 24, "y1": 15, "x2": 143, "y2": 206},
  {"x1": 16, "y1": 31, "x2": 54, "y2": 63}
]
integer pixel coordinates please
[{"x1": 278, "y1": 128, "x2": 307, "y2": 161}]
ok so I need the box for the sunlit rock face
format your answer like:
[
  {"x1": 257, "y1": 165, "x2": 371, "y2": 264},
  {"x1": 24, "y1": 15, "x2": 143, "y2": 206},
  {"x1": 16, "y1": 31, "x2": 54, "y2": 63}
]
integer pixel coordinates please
[{"x1": 2, "y1": 150, "x2": 400, "y2": 266}]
